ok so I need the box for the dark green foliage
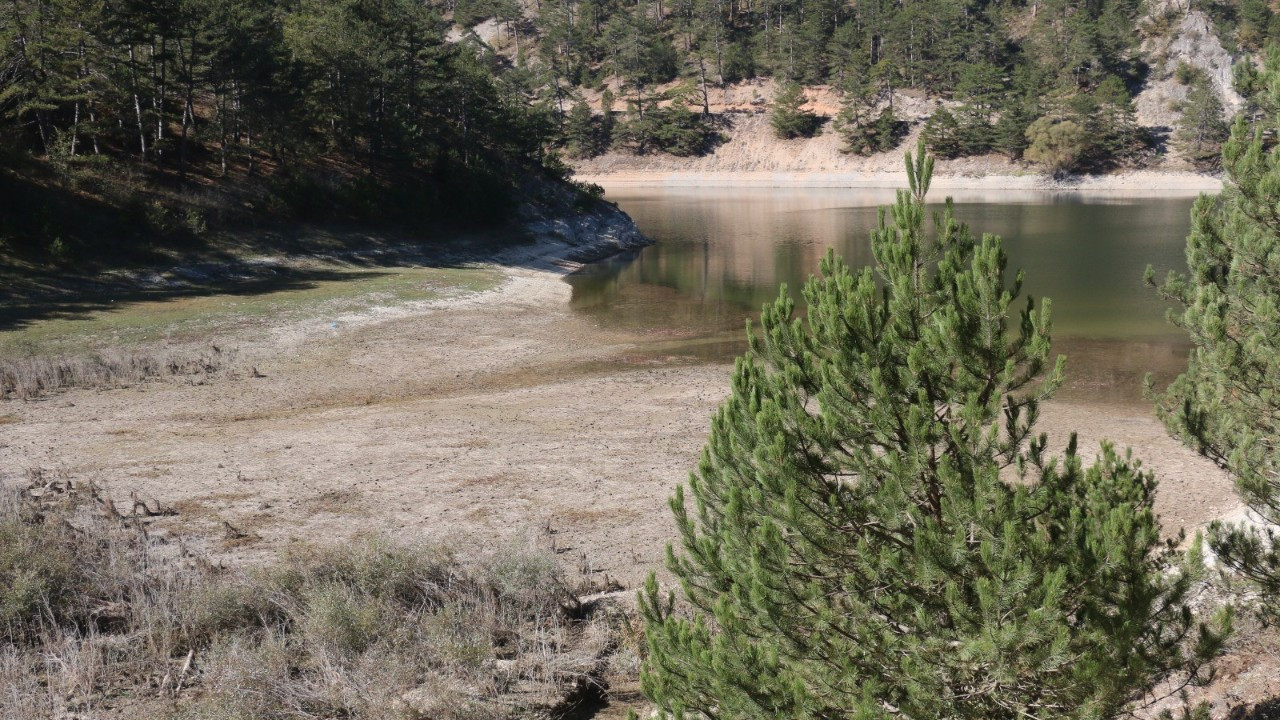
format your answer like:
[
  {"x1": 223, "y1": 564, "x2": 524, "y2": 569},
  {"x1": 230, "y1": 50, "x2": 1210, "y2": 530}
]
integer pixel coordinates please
[
  {"x1": 1148, "y1": 53, "x2": 1280, "y2": 622},
  {"x1": 600, "y1": 87, "x2": 617, "y2": 146},
  {"x1": 995, "y1": 102, "x2": 1036, "y2": 160},
  {"x1": 0, "y1": 0, "x2": 561, "y2": 242},
  {"x1": 1200, "y1": 0, "x2": 1280, "y2": 51},
  {"x1": 833, "y1": 104, "x2": 873, "y2": 156},
  {"x1": 925, "y1": 106, "x2": 993, "y2": 159},
  {"x1": 770, "y1": 81, "x2": 818, "y2": 139},
  {"x1": 1177, "y1": 72, "x2": 1229, "y2": 168},
  {"x1": 835, "y1": 94, "x2": 901, "y2": 156},
  {"x1": 1074, "y1": 76, "x2": 1146, "y2": 169},
  {"x1": 870, "y1": 105, "x2": 905, "y2": 152},
  {"x1": 525, "y1": 0, "x2": 1160, "y2": 166},
  {"x1": 1175, "y1": 62, "x2": 1198, "y2": 86},
  {"x1": 721, "y1": 41, "x2": 755, "y2": 84},
  {"x1": 617, "y1": 98, "x2": 711, "y2": 156},
  {"x1": 923, "y1": 106, "x2": 964, "y2": 157},
  {"x1": 1234, "y1": 45, "x2": 1280, "y2": 125},
  {"x1": 641, "y1": 142, "x2": 1229, "y2": 720},
  {"x1": 565, "y1": 99, "x2": 603, "y2": 157}
]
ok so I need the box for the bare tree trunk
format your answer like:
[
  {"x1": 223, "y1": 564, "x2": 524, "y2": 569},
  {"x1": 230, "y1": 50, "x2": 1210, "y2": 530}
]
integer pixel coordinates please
[
  {"x1": 246, "y1": 118, "x2": 254, "y2": 176},
  {"x1": 70, "y1": 102, "x2": 80, "y2": 157},
  {"x1": 129, "y1": 45, "x2": 148, "y2": 159},
  {"x1": 89, "y1": 104, "x2": 100, "y2": 154},
  {"x1": 177, "y1": 34, "x2": 197, "y2": 180},
  {"x1": 698, "y1": 57, "x2": 710, "y2": 115},
  {"x1": 218, "y1": 91, "x2": 228, "y2": 176}
]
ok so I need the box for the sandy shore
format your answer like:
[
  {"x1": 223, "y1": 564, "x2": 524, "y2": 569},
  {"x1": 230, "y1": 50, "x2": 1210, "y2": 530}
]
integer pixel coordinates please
[
  {"x1": 0, "y1": 229, "x2": 1239, "y2": 586},
  {"x1": 571, "y1": 112, "x2": 1223, "y2": 194},
  {"x1": 575, "y1": 169, "x2": 1223, "y2": 193}
]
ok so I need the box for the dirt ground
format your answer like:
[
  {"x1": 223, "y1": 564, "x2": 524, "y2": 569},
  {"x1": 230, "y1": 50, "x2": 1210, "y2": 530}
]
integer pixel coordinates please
[
  {"x1": 0, "y1": 254, "x2": 1243, "y2": 576},
  {"x1": 1, "y1": 252, "x2": 1276, "y2": 716}
]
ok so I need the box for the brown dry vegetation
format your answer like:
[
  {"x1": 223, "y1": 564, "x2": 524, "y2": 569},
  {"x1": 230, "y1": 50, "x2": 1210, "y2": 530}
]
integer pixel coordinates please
[
  {"x1": 0, "y1": 479, "x2": 633, "y2": 720},
  {"x1": 0, "y1": 346, "x2": 235, "y2": 400}
]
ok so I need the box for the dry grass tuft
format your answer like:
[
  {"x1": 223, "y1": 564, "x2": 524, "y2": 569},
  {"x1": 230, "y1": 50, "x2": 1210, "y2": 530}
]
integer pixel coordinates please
[
  {"x1": 0, "y1": 479, "x2": 628, "y2": 720},
  {"x1": 0, "y1": 346, "x2": 236, "y2": 400}
]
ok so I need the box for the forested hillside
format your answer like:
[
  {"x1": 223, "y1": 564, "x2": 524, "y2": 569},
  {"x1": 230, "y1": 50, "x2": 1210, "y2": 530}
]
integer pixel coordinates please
[
  {"x1": 1, "y1": 0, "x2": 1270, "y2": 264},
  {"x1": 0, "y1": 0, "x2": 579, "y2": 265},
  {"x1": 446, "y1": 0, "x2": 1274, "y2": 170}
]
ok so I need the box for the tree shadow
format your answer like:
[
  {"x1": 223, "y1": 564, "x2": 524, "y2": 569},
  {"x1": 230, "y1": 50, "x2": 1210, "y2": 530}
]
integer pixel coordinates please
[
  {"x1": 0, "y1": 161, "x2": 634, "y2": 334},
  {"x1": 0, "y1": 268, "x2": 404, "y2": 334},
  {"x1": 1231, "y1": 698, "x2": 1280, "y2": 720},
  {"x1": 1146, "y1": 125, "x2": 1174, "y2": 156},
  {"x1": 0, "y1": 221, "x2": 526, "y2": 332}
]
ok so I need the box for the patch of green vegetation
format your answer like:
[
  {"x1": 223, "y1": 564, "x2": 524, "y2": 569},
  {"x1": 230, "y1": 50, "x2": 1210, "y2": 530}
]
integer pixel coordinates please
[{"x1": 0, "y1": 265, "x2": 502, "y2": 357}]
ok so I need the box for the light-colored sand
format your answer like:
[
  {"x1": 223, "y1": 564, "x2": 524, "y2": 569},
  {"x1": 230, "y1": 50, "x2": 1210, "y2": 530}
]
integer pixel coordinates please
[
  {"x1": 576, "y1": 168, "x2": 1223, "y2": 192},
  {"x1": 0, "y1": 239, "x2": 1237, "y2": 587},
  {"x1": 572, "y1": 107, "x2": 1223, "y2": 193}
]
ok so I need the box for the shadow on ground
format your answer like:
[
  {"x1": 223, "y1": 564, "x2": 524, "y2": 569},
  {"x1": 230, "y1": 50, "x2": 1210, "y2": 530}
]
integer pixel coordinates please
[
  {"x1": 0, "y1": 221, "x2": 552, "y2": 333},
  {"x1": 1233, "y1": 699, "x2": 1280, "y2": 720}
]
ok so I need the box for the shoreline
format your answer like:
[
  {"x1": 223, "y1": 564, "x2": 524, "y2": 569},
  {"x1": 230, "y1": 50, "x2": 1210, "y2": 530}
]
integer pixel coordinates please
[
  {"x1": 0, "y1": 200, "x2": 651, "y2": 311},
  {"x1": 574, "y1": 169, "x2": 1223, "y2": 194}
]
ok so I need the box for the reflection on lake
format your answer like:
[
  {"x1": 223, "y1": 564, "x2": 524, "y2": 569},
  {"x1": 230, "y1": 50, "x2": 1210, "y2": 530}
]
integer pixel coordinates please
[{"x1": 567, "y1": 188, "x2": 1204, "y2": 405}]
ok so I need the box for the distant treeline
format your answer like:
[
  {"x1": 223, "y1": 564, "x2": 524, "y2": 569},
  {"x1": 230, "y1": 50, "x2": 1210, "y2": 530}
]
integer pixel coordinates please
[{"x1": 469, "y1": 0, "x2": 1266, "y2": 165}]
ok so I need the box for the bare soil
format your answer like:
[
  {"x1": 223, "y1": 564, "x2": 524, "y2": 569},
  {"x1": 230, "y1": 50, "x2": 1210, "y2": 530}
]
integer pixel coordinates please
[
  {"x1": 0, "y1": 250, "x2": 1240, "y2": 579},
  {"x1": 1, "y1": 240, "x2": 1274, "y2": 717}
]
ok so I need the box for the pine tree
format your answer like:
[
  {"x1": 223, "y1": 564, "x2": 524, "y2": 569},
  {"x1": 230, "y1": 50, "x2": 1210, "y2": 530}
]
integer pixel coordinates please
[
  {"x1": 1148, "y1": 78, "x2": 1280, "y2": 621},
  {"x1": 600, "y1": 87, "x2": 616, "y2": 148},
  {"x1": 565, "y1": 99, "x2": 596, "y2": 157},
  {"x1": 995, "y1": 101, "x2": 1036, "y2": 160},
  {"x1": 871, "y1": 105, "x2": 903, "y2": 152},
  {"x1": 833, "y1": 81, "x2": 876, "y2": 155},
  {"x1": 771, "y1": 80, "x2": 817, "y2": 139},
  {"x1": 640, "y1": 142, "x2": 1227, "y2": 720},
  {"x1": 923, "y1": 106, "x2": 964, "y2": 157},
  {"x1": 1176, "y1": 73, "x2": 1228, "y2": 169}
]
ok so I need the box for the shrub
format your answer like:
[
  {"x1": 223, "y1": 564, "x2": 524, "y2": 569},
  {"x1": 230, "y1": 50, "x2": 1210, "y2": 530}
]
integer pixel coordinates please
[{"x1": 1025, "y1": 115, "x2": 1087, "y2": 174}]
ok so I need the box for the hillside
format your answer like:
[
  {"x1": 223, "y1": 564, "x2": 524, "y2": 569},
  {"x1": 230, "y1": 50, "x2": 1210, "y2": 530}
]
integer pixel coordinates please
[
  {"x1": 446, "y1": 0, "x2": 1270, "y2": 183},
  {"x1": 0, "y1": 0, "x2": 634, "y2": 275},
  {"x1": 570, "y1": 95, "x2": 1223, "y2": 189}
]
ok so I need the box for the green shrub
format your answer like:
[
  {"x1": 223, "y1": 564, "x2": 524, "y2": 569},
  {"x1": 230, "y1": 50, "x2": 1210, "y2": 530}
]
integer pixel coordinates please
[
  {"x1": 1174, "y1": 61, "x2": 1198, "y2": 85},
  {"x1": 1025, "y1": 115, "x2": 1087, "y2": 174}
]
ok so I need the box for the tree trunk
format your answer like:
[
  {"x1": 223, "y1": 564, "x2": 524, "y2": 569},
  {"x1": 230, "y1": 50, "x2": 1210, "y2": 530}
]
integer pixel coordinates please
[
  {"x1": 129, "y1": 45, "x2": 148, "y2": 159},
  {"x1": 698, "y1": 57, "x2": 710, "y2": 115}
]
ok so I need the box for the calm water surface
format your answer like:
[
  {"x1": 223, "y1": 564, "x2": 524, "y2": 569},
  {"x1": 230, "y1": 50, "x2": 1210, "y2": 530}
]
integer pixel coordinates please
[{"x1": 567, "y1": 188, "x2": 1204, "y2": 405}]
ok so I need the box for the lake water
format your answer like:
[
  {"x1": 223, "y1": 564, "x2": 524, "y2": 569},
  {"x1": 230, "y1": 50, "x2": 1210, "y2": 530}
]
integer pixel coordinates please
[{"x1": 567, "y1": 188, "x2": 1204, "y2": 406}]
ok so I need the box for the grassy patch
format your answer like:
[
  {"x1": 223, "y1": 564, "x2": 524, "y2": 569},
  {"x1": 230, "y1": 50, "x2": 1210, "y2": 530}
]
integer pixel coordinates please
[{"x1": 0, "y1": 265, "x2": 503, "y2": 357}]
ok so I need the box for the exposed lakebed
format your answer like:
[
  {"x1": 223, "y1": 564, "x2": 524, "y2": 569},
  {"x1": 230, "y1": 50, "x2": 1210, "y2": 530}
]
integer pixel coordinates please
[{"x1": 569, "y1": 187, "x2": 1203, "y2": 406}]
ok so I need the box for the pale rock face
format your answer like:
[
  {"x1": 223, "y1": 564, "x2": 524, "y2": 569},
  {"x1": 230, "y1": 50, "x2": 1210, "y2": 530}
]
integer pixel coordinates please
[
  {"x1": 1165, "y1": 11, "x2": 1244, "y2": 115},
  {"x1": 1136, "y1": 8, "x2": 1244, "y2": 131}
]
